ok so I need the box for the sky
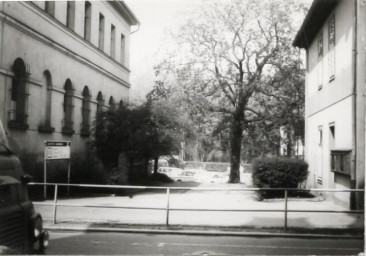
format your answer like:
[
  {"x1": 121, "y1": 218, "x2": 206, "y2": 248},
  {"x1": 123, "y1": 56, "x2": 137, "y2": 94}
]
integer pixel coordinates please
[
  {"x1": 124, "y1": 0, "x2": 312, "y2": 101},
  {"x1": 125, "y1": 0, "x2": 205, "y2": 101}
]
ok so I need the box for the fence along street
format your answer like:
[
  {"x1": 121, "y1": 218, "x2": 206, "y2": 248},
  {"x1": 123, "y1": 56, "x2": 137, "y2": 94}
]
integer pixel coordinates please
[{"x1": 29, "y1": 182, "x2": 364, "y2": 232}]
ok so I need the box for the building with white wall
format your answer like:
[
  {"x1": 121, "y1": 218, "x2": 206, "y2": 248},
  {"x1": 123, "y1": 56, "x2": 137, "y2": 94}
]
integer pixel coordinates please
[
  {"x1": 293, "y1": 0, "x2": 365, "y2": 209},
  {"x1": 0, "y1": 1, "x2": 138, "y2": 179}
]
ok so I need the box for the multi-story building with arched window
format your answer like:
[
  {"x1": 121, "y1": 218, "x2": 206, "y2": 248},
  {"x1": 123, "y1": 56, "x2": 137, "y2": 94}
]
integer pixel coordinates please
[{"x1": 0, "y1": 1, "x2": 138, "y2": 180}]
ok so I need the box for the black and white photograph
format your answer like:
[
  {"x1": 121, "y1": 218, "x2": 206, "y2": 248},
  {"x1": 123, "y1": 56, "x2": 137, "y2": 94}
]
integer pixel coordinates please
[{"x1": 0, "y1": 0, "x2": 364, "y2": 255}]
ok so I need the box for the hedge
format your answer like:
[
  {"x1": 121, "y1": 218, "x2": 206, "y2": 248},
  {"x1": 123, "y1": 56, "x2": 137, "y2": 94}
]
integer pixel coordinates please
[{"x1": 252, "y1": 157, "x2": 308, "y2": 198}]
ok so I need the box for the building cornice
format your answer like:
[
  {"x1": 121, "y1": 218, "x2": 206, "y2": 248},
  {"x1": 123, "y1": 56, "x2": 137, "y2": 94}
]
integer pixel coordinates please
[
  {"x1": 293, "y1": 0, "x2": 340, "y2": 49},
  {"x1": 111, "y1": 1, "x2": 139, "y2": 26}
]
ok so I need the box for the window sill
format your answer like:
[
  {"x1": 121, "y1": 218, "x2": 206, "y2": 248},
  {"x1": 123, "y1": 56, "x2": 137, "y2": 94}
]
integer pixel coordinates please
[
  {"x1": 62, "y1": 127, "x2": 75, "y2": 135},
  {"x1": 331, "y1": 169, "x2": 350, "y2": 176},
  {"x1": 8, "y1": 120, "x2": 29, "y2": 130},
  {"x1": 38, "y1": 125, "x2": 55, "y2": 133}
]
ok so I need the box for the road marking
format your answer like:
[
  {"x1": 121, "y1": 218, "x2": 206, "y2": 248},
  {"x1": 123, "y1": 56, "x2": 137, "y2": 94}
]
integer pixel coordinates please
[{"x1": 130, "y1": 242, "x2": 359, "y2": 251}]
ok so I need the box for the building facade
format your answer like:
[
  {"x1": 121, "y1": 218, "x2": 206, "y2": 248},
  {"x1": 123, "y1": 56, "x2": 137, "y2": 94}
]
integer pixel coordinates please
[
  {"x1": 293, "y1": 0, "x2": 365, "y2": 209},
  {"x1": 0, "y1": 1, "x2": 138, "y2": 178}
]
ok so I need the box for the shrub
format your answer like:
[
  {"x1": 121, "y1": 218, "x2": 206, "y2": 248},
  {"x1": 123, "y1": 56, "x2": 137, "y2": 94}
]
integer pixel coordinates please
[
  {"x1": 71, "y1": 155, "x2": 109, "y2": 185},
  {"x1": 252, "y1": 157, "x2": 308, "y2": 198}
]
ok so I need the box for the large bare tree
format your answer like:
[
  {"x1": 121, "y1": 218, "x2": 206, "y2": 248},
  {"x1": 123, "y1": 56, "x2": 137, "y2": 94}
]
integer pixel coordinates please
[{"x1": 154, "y1": 0, "x2": 306, "y2": 183}]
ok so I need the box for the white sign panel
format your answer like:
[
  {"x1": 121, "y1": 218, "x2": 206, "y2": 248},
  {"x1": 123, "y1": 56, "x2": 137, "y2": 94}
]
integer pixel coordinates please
[{"x1": 45, "y1": 141, "x2": 70, "y2": 160}]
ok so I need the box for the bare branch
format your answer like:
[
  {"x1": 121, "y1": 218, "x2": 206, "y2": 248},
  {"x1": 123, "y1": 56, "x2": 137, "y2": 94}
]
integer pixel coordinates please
[{"x1": 257, "y1": 20, "x2": 269, "y2": 41}]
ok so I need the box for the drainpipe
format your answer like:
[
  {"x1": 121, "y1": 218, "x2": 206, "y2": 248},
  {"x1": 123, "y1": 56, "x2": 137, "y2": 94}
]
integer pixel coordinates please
[{"x1": 350, "y1": 0, "x2": 358, "y2": 210}]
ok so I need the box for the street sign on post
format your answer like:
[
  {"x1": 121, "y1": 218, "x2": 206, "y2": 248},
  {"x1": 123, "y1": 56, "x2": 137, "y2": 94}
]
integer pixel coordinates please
[
  {"x1": 44, "y1": 141, "x2": 71, "y2": 198},
  {"x1": 45, "y1": 141, "x2": 70, "y2": 160}
]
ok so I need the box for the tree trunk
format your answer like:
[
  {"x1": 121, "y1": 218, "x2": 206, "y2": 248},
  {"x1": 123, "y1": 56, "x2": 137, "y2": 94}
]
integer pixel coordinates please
[
  {"x1": 153, "y1": 156, "x2": 159, "y2": 174},
  {"x1": 286, "y1": 128, "x2": 292, "y2": 157},
  {"x1": 128, "y1": 157, "x2": 134, "y2": 180},
  {"x1": 229, "y1": 114, "x2": 243, "y2": 183},
  {"x1": 144, "y1": 157, "x2": 149, "y2": 177}
]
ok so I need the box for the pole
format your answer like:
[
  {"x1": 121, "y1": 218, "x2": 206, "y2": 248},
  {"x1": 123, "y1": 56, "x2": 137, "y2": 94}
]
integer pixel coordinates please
[
  {"x1": 67, "y1": 159, "x2": 71, "y2": 196},
  {"x1": 44, "y1": 142, "x2": 47, "y2": 199},
  {"x1": 53, "y1": 185, "x2": 58, "y2": 224},
  {"x1": 284, "y1": 190, "x2": 288, "y2": 230},
  {"x1": 166, "y1": 188, "x2": 170, "y2": 226}
]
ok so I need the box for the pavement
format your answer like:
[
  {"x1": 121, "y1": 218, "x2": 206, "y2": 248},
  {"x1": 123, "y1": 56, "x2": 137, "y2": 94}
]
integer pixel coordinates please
[{"x1": 33, "y1": 182, "x2": 365, "y2": 237}]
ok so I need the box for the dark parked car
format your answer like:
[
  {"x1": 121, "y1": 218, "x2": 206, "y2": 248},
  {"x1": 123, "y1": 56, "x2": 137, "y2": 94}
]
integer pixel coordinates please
[{"x1": 0, "y1": 119, "x2": 48, "y2": 254}]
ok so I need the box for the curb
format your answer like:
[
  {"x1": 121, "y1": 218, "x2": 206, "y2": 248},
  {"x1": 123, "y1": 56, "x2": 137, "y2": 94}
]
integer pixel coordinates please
[{"x1": 44, "y1": 225, "x2": 364, "y2": 239}]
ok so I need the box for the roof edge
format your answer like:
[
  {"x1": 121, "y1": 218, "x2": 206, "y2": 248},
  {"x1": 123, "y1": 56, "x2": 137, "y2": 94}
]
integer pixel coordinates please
[
  {"x1": 111, "y1": 1, "x2": 139, "y2": 27},
  {"x1": 293, "y1": 0, "x2": 340, "y2": 49}
]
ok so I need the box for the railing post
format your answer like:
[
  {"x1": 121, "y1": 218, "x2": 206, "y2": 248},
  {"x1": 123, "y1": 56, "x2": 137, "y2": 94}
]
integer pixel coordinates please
[
  {"x1": 53, "y1": 185, "x2": 58, "y2": 224},
  {"x1": 284, "y1": 190, "x2": 288, "y2": 231},
  {"x1": 166, "y1": 188, "x2": 170, "y2": 227}
]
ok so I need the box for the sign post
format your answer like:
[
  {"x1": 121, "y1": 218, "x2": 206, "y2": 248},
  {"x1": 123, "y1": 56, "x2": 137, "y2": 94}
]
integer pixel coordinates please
[{"x1": 44, "y1": 141, "x2": 71, "y2": 199}]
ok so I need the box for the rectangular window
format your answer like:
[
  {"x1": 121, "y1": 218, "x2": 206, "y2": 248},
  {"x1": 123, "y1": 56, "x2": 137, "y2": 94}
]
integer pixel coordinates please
[
  {"x1": 84, "y1": 1, "x2": 92, "y2": 41},
  {"x1": 316, "y1": 126, "x2": 323, "y2": 185},
  {"x1": 66, "y1": 1, "x2": 75, "y2": 30},
  {"x1": 328, "y1": 15, "x2": 335, "y2": 80},
  {"x1": 110, "y1": 24, "x2": 116, "y2": 58},
  {"x1": 45, "y1": 1, "x2": 55, "y2": 17},
  {"x1": 317, "y1": 32, "x2": 323, "y2": 90},
  {"x1": 329, "y1": 124, "x2": 335, "y2": 149},
  {"x1": 318, "y1": 127, "x2": 323, "y2": 146},
  {"x1": 120, "y1": 34, "x2": 125, "y2": 64},
  {"x1": 98, "y1": 13, "x2": 105, "y2": 50},
  {"x1": 331, "y1": 150, "x2": 351, "y2": 176}
]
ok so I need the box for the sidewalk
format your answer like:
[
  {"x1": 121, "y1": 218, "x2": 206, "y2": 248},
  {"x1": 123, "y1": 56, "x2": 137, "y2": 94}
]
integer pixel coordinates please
[{"x1": 34, "y1": 183, "x2": 364, "y2": 236}]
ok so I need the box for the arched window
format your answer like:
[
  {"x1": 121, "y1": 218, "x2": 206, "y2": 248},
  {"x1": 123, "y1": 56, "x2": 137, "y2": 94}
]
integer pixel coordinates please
[
  {"x1": 62, "y1": 79, "x2": 74, "y2": 135},
  {"x1": 38, "y1": 70, "x2": 54, "y2": 133},
  {"x1": 9, "y1": 58, "x2": 29, "y2": 130},
  {"x1": 119, "y1": 100, "x2": 124, "y2": 110},
  {"x1": 81, "y1": 86, "x2": 91, "y2": 136},
  {"x1": 96, "y1": 92, "x2": 104, "y2": 114},
  {"x1": 109, "y1": 96, "x2": 115, "y2": 109},
  {"x1": 95, "y1": 92, "x2": 104, "y2": 124}
]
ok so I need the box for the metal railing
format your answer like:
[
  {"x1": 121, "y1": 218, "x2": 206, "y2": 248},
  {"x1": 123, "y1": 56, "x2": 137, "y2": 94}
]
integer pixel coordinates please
[{"x1": 28, "y1": 183, "x2": 364, "y2": 230}]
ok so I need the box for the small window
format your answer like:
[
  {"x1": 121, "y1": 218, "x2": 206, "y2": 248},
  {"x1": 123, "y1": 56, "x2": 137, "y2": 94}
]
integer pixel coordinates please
[
  {"x1": 98, "y1": 13, "x2": 105, "y2": 50},
  {"x1": 329, "y1": 124, "x2": 335, "y2": 149},
  {"x1": 66, "y1": 1, "x2": 75, "y2": 30},
  {"x1": 109, "y1": 96, "x2": 115, "y2": 109},
  {"x1": 120, "y1": 34, "x2": 125, "y2": 64},
  {"x1": 81, "y1": 86, "x2": 91, "y2": 136},
  {"x1": 110, "y1": 24, "x2": 116, "y2": 58},
  {"x1": 45, "y1": 1, "x2": 55, "y2": 17},
  {"x1": 96, "y1": 92, "x2": 104, "y2": 115},
  {"x1": 317, "y1": 32, "x2": 323, "y2": 90},
  {"x1": 318, "y1": 127, "x2": 323, "y2": 146},
  {"x1": 328, "y1": 15, "x2": 335, "y2": 80},
  {"x1": 84, "y1": 1, "x2": 92, "y2": 41}
]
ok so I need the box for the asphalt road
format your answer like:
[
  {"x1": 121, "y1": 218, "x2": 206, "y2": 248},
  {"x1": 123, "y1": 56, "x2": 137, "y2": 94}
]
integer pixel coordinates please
[{"x1": 46, "y1": 231, "x2": 364, "y2": 255}]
